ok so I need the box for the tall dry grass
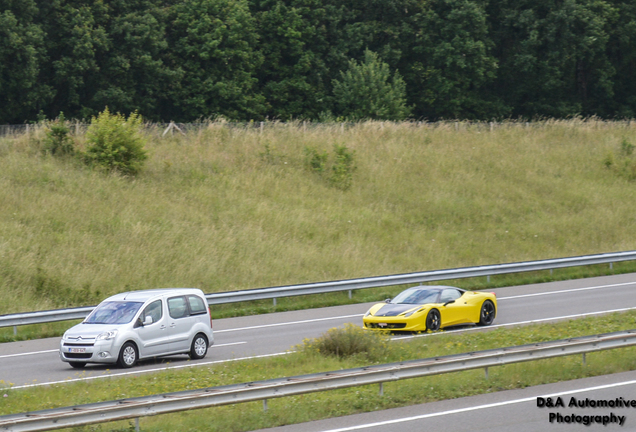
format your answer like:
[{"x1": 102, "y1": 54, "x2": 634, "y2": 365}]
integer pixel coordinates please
[{"x1": 1, "y1": 120, "x2": 635, "y2": 313}]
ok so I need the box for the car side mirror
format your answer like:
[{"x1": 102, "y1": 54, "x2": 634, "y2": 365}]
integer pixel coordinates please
[
  {"x1": 385, "y1": 298, "x2": 391, "y2": 303},
  {"x1": 143, "y1": 316, "x2": 153, "y2": 325},
  {"x1": 443, "y1": 300, "x2": 455, "y2": 306}
]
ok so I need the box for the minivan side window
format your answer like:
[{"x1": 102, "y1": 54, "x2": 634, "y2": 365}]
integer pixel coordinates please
[
  {"x1": 142, "y1": 300, "x2": 162, "y2": 324},
  {"x1": 187, "y1": 295, "x2": 207, "y2": 315},
  {"x1": 168, "y1": 296, "x2": 188, "y2": 319}
]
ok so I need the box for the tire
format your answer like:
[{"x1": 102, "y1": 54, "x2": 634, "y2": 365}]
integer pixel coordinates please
[
  {"x1": 189, "y1": 333, "x2": 209, "y2": 360},
  {"x1": 69, "y1": 362, "x2": 86, "y2": 369},
  {"x1": 425, "y1": 309, "x2": 441, "y2": 331},
  {"x1": 477, "y1": 300, "x2": 496, "y2": 326},
  {"x1": 117, "y1": 342, "x2": 138, "y2": 368}
]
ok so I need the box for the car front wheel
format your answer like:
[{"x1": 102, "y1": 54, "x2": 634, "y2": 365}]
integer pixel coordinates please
[
  {"x1": 189, "y1": 334, "x2": 209, "y2": 360},
  {"x1": 117, "y1": 342, "x2": 138, "y2": 368},
  {"x1": 426, "y1": 309, "x2": 441, "y2": 331},
  {"x1": 477, "y1": 300, "x2": 496, "y2": 326}
]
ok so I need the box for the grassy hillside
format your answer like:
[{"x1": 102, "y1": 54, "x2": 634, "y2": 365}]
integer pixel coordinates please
[{"x1": 1, "y1": 120, "x2": 636, "y2": 315}]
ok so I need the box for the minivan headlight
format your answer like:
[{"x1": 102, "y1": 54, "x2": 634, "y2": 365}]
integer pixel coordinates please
[{"x1": 96, "y1": 330, "x2": 118, "y2": 340}]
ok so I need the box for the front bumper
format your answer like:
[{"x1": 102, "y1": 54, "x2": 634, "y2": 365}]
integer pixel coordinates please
[
  {"x1": 363, "y1": 316, "x2": 426, "y2": 331},
  {"x1": 59, "y1": 339, "x2": 119, "y2": 364}
]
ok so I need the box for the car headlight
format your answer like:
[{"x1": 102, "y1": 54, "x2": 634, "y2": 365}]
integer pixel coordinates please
[
  {"x1": 96, "y1": 330, "x2": 118, "y2": 340},
  {"x1": 403, "y1": 308, "x2": 424, "y2": 317}
]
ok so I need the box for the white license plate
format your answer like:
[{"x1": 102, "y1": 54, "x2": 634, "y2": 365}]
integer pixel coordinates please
[
  {"x1": 378, "y1": 323, "x2": 388, "y2": 328},
  {"x1": 69, "y1": 348, "x2": 86, "y2": 353}
]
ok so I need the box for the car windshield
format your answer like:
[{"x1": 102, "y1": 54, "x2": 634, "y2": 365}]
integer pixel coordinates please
[
  {"x1": 84, "y1": 301, "x2": 143, "y2": 325},
  {"x1": 391, "y1": 288, "x2": 440, "y2": 305}
]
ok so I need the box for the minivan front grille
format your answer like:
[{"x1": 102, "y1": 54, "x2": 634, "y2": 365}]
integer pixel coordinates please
[{"x1": 64, "y1": 353, "x2": 92, "y2": 359}]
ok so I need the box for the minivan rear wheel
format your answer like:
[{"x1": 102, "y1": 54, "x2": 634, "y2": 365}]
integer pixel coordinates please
[
  {"x1": 189, "y1": 334, "x2": 208, "y2": 360},
  {"x1": 117, "y1": 342, "x2": 138, "y2": 368}
]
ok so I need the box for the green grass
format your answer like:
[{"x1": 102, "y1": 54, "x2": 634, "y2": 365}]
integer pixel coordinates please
[
  {"x1": 2, "y1": 120, "x2": 636, "y2": 317},
  {"x1": 3, "y1": 311, "x2": 636, "y2": 431}
]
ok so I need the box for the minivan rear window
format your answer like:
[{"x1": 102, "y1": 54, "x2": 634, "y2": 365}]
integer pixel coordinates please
[
  {"x1": 168, "y1": 296, "x2": 188, "y2": 319},
  {"x1": 187, "y1": 295, "x2": 207, "y2": 315}
]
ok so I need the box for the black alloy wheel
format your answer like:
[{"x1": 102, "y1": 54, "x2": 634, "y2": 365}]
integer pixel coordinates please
[
  {"x1": 426, "y1": 309, "x2": 441, "y2": 331},
  {"x1": 477, "y1": 300, "x2": 496, "y2": 326}
]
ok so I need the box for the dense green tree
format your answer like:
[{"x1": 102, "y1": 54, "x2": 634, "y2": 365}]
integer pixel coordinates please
[
  {"x1": 165, "y1": 0, "x2": 265, "y2": 120},
  {"x1": 0, "y1": 0, "x2": 50, "y2": 123},
  {"x1": 90, "y1": 0, "x2": 178, "y2": 120},
  {"x1": 36, "y1": 0, "x2": 110, "y2": 119},
  {"x1": 332, "y1": 50, "x2": 410, "y2": 120},
  {"x1": 400, "y1": 0, "x2": 501, "y2": 120},
  {"x1": 249, "y1": 0, "x2": 350, "y2": 119},
  {"x1": 606, "y1": 0, "x2": 636, "y2": 117},
  {"x1": 487, "y1": 0, "x2": 617, "y2": 118}
]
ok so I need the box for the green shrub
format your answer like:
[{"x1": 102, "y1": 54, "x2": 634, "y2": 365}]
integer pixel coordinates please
[
  {"x1": 43, "y1": 113, "x2": 74, "y2": 156},
  {"x1": 329, "y1": 144, "x2": 356, "y2": 190},
  {"x1": 604, "y1": 138, "x2": 636, "y2": 181},
  {"x1": 303, "y1": 144, "x2": 356, "y2": 190},
  {"x1": 296, "y1": 323, "x2": 389, "y2": 361},
  {"x1": 84, "y1": 108, "x2": 148, "y2": 175},
  {"x1": 304, "y1": 146, "x2": 328, "y2": 173}
]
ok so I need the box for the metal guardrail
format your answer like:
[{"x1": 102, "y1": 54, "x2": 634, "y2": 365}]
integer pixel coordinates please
[
  {"x1": 2, "y1": 329, "x2": 636, "y2": 431},
  {"x1": 2, "y1": 250, "x2": 636, "y2": 330}
]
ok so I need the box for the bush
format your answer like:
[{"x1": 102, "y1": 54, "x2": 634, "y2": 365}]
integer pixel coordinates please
[
  {"x1": 604, "y1": 138, "x2": 636, "y2": 181},
  {"x1": 296, "y1": 323, "x2": 390, "y2": 361},
  {"x1": 303, "y1": 144, "x2": 356, "y2": 190},
  {"x1": 84, "y1": 108, "x2": 148, "y2": 175},
  {"x1": 43, "y1": 113, "x2": 74, "y2": 156},
  {"x1": 329, "y1": 144, "x2": 356, "y2": 190},
  {"x1": 304, "y1": 146, "x2": 328, "y2": 173}
]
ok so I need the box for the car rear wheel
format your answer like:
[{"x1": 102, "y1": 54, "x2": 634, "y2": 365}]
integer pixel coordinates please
[
  {"x1": 69, "y1": 362, "x2": 86, "y2": 369},
  {"x1": 477, "y1": 300, "x2": 496, "y2": 326},
  {"x1": 426, "y1": 309, "x2": 441, "y2": 331},
  {"x1": 117, "y1": 342, "x2": 138, "y2": 368},
  {"x1": 189, "y1": 334, "x2": 209, "y2": 360}
]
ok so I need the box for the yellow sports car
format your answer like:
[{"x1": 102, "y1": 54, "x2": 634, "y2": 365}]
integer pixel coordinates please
[{"x1": 363, "y1": 285, "x2": 497, "y2": 331}]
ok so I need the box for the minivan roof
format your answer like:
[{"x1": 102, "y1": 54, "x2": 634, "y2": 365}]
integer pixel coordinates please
[{"x1": 104, "y1": 288, "x2": 205, "y2": 303}]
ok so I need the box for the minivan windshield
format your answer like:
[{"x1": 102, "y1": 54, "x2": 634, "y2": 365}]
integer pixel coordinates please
[{"x1": 84, "y1": 301, "x2": 143, "y2": 325}]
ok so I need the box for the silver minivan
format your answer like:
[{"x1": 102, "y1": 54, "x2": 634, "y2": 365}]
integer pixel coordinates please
[{"x1": 59, "y1": 288, "x2": 214, "y2": 368}]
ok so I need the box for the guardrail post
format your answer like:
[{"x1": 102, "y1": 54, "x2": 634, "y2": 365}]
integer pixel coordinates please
[
  {"x1": 263, "y1": 399, "x2": 268, "y2": 411},
  {"x1": 610, "y1": 262, "x2": 614, "y2": 270},
  {"x1": 484, "y1": 367, "x2": 489, "y2": 379},
  {"x1": 273, "y1": 298, "x2": 277, "y2": 307},
  {"x1": 582, "y1": 353, "x2": 586, "y2": 367},
  {"x1": 13, "y1": 326, "x2": 17, "y2": 336},
  {"x1": 348, "y1": 290, "x2": 352, "y2": 299},
  {"x1": 135, "y1": 417, "x2": 140, "y2": 432},
  {"x1": 379, "y1": 383, "x2": 384, "y2": 396}
]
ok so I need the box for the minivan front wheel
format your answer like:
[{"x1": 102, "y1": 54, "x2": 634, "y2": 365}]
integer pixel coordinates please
[
  {"x1": 189, "y1": 334, "x2": 208, "y2": 360},
  {"x1": 117, "y1": 342, "x2": 138, "y2": 368}
]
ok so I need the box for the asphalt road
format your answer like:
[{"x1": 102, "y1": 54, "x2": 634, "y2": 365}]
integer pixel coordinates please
[
  {"x1": 1, "y1": 273, "x2": 636, "y2": 389},
  {"x1": 259, "y1": 370, "x2": 636, "y2": 432}
]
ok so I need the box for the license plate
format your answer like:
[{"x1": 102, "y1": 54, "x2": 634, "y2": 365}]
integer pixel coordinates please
[
  {"x1": 69, "y1": 348, "x2": 86, "y2": 353},
  {"x1": 378, "y1": 323, "x2": 387, "y2": 328}
]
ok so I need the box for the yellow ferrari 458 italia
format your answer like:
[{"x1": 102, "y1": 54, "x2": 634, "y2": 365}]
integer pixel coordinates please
[{"x1": 363, "y1": 285, "x2": 497, "y2": 332}]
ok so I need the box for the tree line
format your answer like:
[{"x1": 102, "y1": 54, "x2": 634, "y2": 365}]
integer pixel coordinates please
[{"x1": 2, "y1": 0, "x2": 635, "y2": 124}]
